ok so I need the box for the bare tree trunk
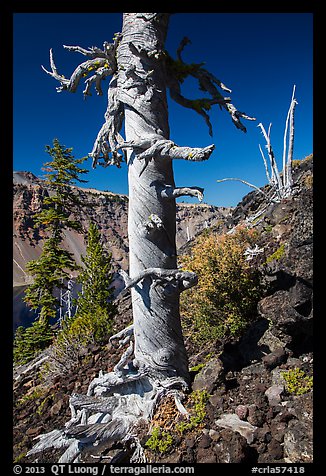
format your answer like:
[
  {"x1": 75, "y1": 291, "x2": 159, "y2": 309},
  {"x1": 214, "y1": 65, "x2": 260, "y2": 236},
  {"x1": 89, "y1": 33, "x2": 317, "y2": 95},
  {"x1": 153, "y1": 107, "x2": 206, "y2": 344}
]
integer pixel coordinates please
[{"x1": 118, "y1": 13, "x2": 189, "y2": 382}]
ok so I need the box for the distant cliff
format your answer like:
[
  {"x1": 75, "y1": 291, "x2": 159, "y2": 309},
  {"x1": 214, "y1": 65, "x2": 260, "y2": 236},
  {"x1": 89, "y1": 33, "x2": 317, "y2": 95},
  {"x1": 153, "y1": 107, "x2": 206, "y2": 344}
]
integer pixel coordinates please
[{"x1": 13, "y1": 171, "x2": 232, "y2": 287}]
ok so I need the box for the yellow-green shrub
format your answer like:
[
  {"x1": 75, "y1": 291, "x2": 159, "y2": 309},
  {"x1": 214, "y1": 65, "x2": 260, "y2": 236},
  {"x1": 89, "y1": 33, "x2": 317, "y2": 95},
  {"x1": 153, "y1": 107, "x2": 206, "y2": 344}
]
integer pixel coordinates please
[
  {"x1": 61, "y1": 305, "x2": 113, "y2": 346},
  {"x1": 281, "y1": 368, "x2": 313, "y2": 396},
  {"x1": 41, "y1": 305, "x2": 113, "y2": 377},
  {"x1": 266, "y1": 243, "x2": 285, "y2": 264},
  {"x1": 175, "y1": 389, "x2": 210, "y2": 434},
  {"x1": 180, "y1": 227, "x2": 264, "y2": 344},
  {"x1": 145, "y1": 426, "x2": 174, "y2": 454}
]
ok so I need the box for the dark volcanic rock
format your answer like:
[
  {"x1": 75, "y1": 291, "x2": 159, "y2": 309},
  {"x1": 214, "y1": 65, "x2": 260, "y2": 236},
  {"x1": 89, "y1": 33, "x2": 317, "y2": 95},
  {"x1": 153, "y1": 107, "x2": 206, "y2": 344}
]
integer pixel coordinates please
[
  {"x1": 247, "y1": 404, "x2": 265, "y2": 427},
  {"x1": 258, "y1": 438, "x2": 283, "y2": 463},
  {"x1": 196, "y1": 447, "x2": 217, "y2": 463},
  {"x1": 192, "y1": 357, "x2": 225, "y2": 393},
  {"x1": 197, "y1": 433, "x2": 212, "y2": 449},
  {"x1": 283, "y1": 393, "x2": 313, "y2": 463},
  {"x1": 214, "y1": 429, "x2": 248, "y2": 463},
  {"x1": 258, "y1": 290, "x2": 312, "y2": 351},
  {"x1": 262, "y1": 348, "x2": 288, "y2": 370}
]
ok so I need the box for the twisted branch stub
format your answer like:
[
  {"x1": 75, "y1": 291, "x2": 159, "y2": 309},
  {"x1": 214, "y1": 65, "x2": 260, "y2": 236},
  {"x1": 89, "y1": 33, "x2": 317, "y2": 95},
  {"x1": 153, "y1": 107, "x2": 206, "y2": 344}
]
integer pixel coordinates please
[{"x1": 118, "y1": 267, "x2": 198, "y2": 297}]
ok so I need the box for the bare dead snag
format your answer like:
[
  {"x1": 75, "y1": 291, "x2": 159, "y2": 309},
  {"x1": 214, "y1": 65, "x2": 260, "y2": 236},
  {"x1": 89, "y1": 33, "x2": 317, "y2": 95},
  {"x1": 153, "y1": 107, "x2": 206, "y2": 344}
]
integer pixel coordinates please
[
  {"x1": 29, "y1": 13, "x2": 254, "y2": 462},
  {"x1": 217, "y1": 85, "x2": 298, "y2": 229}
]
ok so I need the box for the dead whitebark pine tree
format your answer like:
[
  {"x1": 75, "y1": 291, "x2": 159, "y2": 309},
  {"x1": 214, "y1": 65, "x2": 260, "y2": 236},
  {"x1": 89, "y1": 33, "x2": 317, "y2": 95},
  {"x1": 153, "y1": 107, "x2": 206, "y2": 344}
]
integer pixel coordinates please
[
  {"x1": 28, "y1": 13, "x2": 254, "y2": 462},
  {"x1": 217, "y1": 85, "x2": 298, "y2": 226}
]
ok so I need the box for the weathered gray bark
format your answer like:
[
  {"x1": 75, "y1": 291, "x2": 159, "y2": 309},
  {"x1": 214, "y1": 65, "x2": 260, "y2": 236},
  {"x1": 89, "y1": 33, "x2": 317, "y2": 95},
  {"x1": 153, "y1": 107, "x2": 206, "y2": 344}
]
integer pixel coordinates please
[
  {"x1": 30, "y1": 13, "x2": 254, "y2": 462},
  {"x1": 117, "y1": 13, "x2": 190, "y2": 382}
]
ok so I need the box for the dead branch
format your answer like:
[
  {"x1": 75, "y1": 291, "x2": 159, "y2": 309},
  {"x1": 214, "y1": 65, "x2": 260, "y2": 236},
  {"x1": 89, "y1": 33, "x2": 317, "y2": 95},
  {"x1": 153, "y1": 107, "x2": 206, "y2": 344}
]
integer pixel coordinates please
[
  {"x1": 89, "y1": 76, "x2": 125, "y2": 168},
  {"x1": 166, "y1": 38, "x2": 255, "y2": 135},
  {"x1": 216, "y1": 177, "x2": 274, "y2": 201},
  {"x1": 42, "y1": 51, "x2": 115, "y2": 95},
  {"x1": 159, "y1": 184, "x2": 204, "y2": 202},
  {"x1": 118, "y1": 267, "x2": 198, "y2": 295},
  {"x1": 137, "y1": 139, "x2": 215, "y2": 162}
]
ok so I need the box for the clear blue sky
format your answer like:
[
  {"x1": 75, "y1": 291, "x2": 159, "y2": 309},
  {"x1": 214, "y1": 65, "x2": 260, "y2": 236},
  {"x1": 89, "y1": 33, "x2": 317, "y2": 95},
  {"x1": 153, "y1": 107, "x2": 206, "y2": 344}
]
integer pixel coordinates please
[{"x1": 13, "y1": 13, "x2": 313, "y2": 207}]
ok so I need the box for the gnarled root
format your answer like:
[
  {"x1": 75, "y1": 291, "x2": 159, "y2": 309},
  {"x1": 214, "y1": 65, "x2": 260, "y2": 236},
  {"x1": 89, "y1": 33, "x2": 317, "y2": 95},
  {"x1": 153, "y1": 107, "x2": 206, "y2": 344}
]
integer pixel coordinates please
[{"x1": 27, "y1": 344, "x2": 188, "y2": 463}]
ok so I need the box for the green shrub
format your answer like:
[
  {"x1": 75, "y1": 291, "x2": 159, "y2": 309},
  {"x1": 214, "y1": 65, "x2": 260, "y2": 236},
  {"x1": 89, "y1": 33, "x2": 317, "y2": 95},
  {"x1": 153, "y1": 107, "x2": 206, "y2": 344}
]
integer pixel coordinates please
[
  {"x1": 175, "y1": 389, "x2": 210, "y2": 434},
  {"x1": 145, "y1": 390, "x2": 210, "y2": 456},
  {"x1": 16, "y1": 385, "x2": 47, "y2": 407},
  {"x1": 36, "y1": 394, "x2": 54, "y2": 415},
  {"x1": 60, "y1": 305, "x2": 113, "y2": 346},
  {"x1": 281, "y1": 368, "x2": 313, "y2": 396},
  {"x1": 189, "y1": 363, "x2": 205, "y2": 373},
  {"x1": 264, "y1": 224, "x2": 273, "y2": 233},
  {"x1": 42, "y1": 305, "x2": 113, "y2": 376},
  {"x1": 145, "y1": 426, "x2": 174, "y2": 454},
  {"x1": 13, "y1": 320, "x2": 54, "y2": 366},
  {"x1": 180, "y1": 227, "x2": 264, "y2": 344},
  {"x1": 14, "y1": 452, "x2": 27, "y2": 464},
  {"x1": 266, "y1": 243, "x2": 285, "y2": 264}
]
